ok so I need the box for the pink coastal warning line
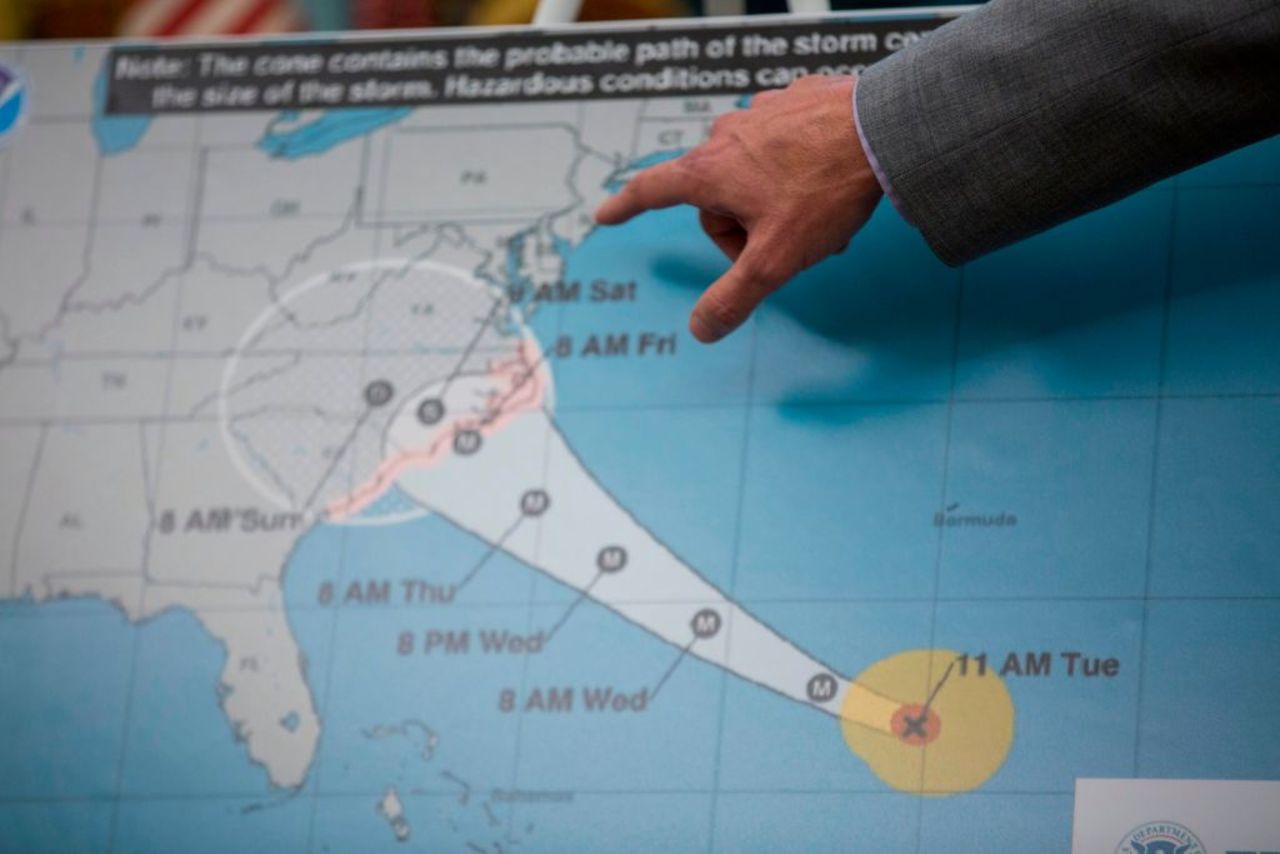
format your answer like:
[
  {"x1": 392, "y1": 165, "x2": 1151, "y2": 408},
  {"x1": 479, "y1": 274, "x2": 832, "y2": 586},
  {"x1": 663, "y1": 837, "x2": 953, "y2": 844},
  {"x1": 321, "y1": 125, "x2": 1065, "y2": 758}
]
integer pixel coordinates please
[{"x1": 326, "y1": 341, "x2": 549, "y2": 522}]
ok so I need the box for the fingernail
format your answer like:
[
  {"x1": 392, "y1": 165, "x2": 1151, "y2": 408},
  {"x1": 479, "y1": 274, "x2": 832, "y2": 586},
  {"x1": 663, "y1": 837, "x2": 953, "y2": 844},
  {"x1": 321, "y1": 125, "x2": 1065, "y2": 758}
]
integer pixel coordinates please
[{"x1": 690, "y1": 312, "x2": 726, "y2": 343}]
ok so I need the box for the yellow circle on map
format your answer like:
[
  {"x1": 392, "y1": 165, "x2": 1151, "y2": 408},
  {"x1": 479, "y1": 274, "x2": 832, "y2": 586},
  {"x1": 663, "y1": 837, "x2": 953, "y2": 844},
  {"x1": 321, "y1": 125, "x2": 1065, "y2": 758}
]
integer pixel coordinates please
[{"x1": 841, "y1": 648, "x2": 1014, "y2": 796}]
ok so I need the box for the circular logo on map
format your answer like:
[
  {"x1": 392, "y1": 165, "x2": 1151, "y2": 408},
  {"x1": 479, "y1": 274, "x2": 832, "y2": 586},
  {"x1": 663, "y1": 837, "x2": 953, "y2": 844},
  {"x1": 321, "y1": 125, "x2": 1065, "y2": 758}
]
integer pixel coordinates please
[
  {"x1": 1116, "y1": 821, "x2": 1206, "y2": 854},
  {"x1": 0, "y1": 63, "x2": 26, "y2": 144}
]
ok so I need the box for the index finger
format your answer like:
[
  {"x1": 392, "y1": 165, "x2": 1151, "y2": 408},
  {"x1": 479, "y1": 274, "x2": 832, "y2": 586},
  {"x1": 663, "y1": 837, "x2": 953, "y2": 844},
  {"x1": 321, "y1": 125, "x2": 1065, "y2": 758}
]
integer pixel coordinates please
[{"x1": 594, "y1": 158, "x2": 702, "y2": 226}]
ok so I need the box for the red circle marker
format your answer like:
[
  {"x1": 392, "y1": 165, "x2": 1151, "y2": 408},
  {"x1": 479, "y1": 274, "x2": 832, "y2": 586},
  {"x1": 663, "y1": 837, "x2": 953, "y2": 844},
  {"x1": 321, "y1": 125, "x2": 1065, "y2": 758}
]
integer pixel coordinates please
[{"x1": 891, "y1": 703, "x2": 942, "y2": 746}]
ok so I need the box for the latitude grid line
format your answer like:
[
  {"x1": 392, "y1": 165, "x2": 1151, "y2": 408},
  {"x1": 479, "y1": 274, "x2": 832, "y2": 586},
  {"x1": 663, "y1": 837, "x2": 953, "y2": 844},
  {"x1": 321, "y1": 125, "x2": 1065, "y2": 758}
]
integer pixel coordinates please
[
  {"x1": 503, "y1": 301, "x2": 561, "y2": 848},
  {"x1": 302, "y1": 130, "x2": 384, "y2": 853},
  {"x1": 104, "y1": 115, "x2": 206, "y2": 853},
  {"x1": 91, "y1": 141, "x2": 130, "y2": 854},
  {"x1": 5, "y1": 426, "x2": 45, "y2": 599},
  {"x1": 0, "y1": 787, "x2": 1079, "y2": 805},
  {"x1": 3, "y1": 591, "x2": 1279, "y2": 623},
  {"x1": 704, "y1": 277, "x2": 761, "y2": 852},
  {"x1": 912, "y1": 262, "x2": 968, "y2": 854},
  {"x1": 1130, "y1": 178, "x2": 1181, "y2": 777},
  {"x1": 0, "y1": 344, "x2": 550, "y2": 363},
  {"x1": 6, "y1": 178, "x2": 1279, "y2": 229},
  {"x1": 0, "y1": 47, "x2": 48, "y2": 604},
  {"x1": 0, "y1": 210, "x2": 615, "y2": 228},
  {"x1": 4, "y1": 391, "x2": 1280, "y2": 434},
  {"x1": 504, "y1": 101, "x2": 588, "y2": 846}
]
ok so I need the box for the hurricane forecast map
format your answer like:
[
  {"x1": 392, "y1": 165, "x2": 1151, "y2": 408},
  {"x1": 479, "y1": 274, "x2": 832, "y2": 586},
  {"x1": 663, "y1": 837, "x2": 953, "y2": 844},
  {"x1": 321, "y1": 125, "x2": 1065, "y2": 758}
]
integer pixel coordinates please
[{"x1": 0, "y1": 12, "x2": 1277, "y2": 853}]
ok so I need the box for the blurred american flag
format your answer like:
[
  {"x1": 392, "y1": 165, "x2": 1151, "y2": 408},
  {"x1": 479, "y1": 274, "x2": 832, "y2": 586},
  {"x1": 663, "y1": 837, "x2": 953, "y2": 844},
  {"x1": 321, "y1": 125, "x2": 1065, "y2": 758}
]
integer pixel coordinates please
[{"x1": 120, "y1": 0, "x2": 303, "y2": 36}]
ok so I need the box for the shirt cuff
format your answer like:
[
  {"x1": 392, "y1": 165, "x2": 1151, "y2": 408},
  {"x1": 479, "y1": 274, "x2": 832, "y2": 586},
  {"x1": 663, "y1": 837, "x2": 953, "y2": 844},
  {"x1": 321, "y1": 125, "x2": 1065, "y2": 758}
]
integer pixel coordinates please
[{"x1": 853, "y1": 80, "x2": 912, "y2": 225}]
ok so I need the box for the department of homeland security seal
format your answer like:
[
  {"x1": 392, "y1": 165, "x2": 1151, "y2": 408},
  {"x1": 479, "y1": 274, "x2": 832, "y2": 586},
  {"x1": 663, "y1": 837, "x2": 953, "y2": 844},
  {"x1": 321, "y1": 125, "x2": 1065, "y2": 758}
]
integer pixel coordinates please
[
  {"x1": 0, "y1": 63, "x2": 27, "y2": 143},
  {"x1": 1117, "y1": 821, "x2": 1207, "y2": 854}
]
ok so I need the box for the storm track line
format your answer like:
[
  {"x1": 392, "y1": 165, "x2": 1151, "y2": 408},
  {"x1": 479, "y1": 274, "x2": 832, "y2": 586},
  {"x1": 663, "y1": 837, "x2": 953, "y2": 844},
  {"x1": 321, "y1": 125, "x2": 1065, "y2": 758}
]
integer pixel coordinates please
[
  {"x1": 650, "y1": 636, "x2": 697, "y2": 703},
  {"x1": 439, "y1": 296, "x2": 507, "y2": 402},
  {"x1": 543, "y1": 571, "x2": 603, "y2": 643},
  {"x1": 455, "y1": 515, "x2": 525, "y2": 592},
  {"x1": 299, "y1": 408, "x2": 373, "y2": 515}
]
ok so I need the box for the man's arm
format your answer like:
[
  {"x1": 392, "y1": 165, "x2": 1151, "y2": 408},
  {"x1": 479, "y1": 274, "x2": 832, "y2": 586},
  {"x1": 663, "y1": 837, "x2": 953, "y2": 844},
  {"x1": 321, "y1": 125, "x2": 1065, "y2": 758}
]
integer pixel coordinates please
[
  {"x1": 857, "y1": 0, "x2": 1280, "y2": 266},
  {"x1": 596, "y1": 1, "x2": 1280, "y2": 342}
]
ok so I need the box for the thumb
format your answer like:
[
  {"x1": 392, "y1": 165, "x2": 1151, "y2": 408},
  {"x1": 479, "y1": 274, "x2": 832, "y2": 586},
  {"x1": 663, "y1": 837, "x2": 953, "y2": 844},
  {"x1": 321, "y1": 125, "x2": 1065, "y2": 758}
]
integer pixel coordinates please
[{"x1": 689, "y1": 246, "x2": 788, "y2": 343}]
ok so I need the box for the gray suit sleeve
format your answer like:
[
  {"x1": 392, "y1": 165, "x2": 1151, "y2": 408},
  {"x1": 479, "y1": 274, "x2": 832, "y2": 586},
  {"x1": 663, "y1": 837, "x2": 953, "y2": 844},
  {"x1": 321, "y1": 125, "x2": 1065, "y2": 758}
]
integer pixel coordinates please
[{"x1": 855, "y1": 0, "x2": 1280, "y2": 266}]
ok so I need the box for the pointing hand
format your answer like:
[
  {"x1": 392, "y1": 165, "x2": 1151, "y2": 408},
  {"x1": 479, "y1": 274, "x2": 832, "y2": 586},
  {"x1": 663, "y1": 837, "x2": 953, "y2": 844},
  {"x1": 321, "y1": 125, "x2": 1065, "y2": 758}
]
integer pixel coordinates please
[{"x1": 594, "y1": 75, "x2": 883, "y2": 343}]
